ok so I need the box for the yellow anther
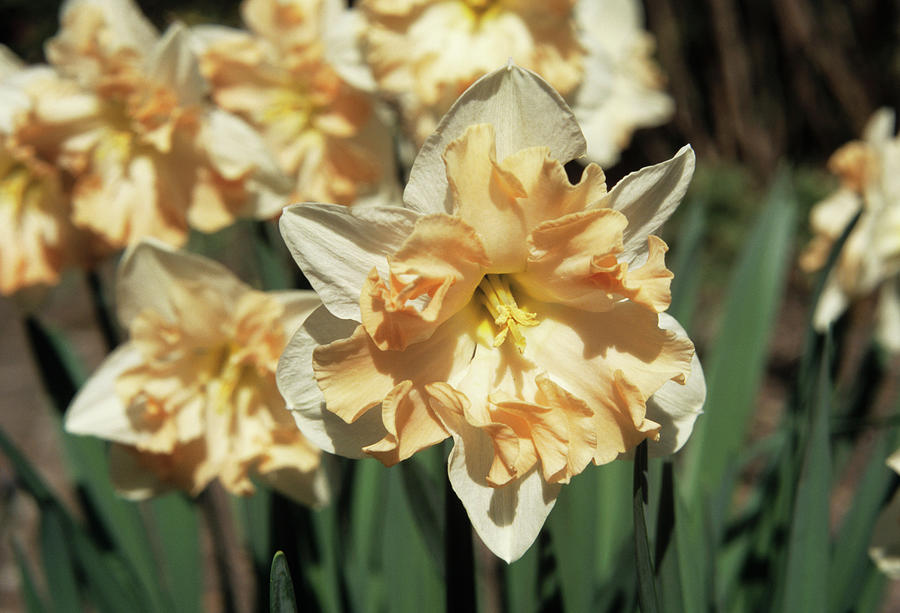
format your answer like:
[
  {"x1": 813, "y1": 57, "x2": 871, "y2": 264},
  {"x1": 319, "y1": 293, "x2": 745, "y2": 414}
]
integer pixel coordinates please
[{"x1": 476, "y1": 274, "x2": 539, "y2": 353}]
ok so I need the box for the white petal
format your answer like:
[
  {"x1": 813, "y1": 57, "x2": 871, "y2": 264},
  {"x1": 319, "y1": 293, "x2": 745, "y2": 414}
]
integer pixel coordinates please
[
  {"x1": 812, "y1": 273, "x2": 849, "y2": 332},
  {"x1": 202, "y1": 109, "x2": 292, "y2": 219},
  {"x1": 146, "y1": 23, "x2": 208, "y2": 106},
  {"x1": 405, "y1": 63, "x2": 586, "y2": 216},
  {"x1": 447, "y1": 428, "x2": 560, "y2": 563},
  {"x1": 605, "y1": 145, "x2": 695, "y2": 263},
  {"x1": 279, "y1": 203, "x2": 420, "y2": 321},
  {"x1": 276, "y1": 305, "x2": 387, "y2": 458},
  {"x1": 320, "y1": 0, "x2": 376, "y2": 92},
  {"x1": 645, "y1": 313, "x2": 706, "y2": 457},
  {"x1": 55, "y1": 0, "x2": 159, "y2": 55},
  {"x1": 268, "y1": 290, "x2": 322, "y2": 337},
  {"x1": 863, "y1": 108, "x2": 896, "y2": 145},
  {"x1": 876, "y1": 279, "x2": 900, "y2": 353},
  {"x1": 258, "y1": 455, "x2": 334, "y2": 509},
  {"x1": 0, "y1": 45, "x2": 24, "y2": 78},
  {"x1": 65, "y1": 344, "x2": 145, "y2": 445},
  {"x1": 116, "y1": 239, "x2": 248, "y2": 327}
]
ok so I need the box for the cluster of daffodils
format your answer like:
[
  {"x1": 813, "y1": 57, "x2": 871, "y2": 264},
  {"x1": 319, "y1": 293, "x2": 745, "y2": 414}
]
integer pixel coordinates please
[
  {"x1": 359, "y1": 0, "x2": 674, "y2": 165},
  {"x1": 276, "y1": 65, "x2": 704, "y2": 561},
  {"x1": 26, "y1": 0, "x2": 697, "y2": 560},
  {"x1": 64, "y1": 63, "x2": 702, "y2": 560},
  {"x1": 801, "y1": 109, "x2": 900, "y2": 352},
  {"x1": 1, "y1": 0, "x2": 673, "y2": 298}
]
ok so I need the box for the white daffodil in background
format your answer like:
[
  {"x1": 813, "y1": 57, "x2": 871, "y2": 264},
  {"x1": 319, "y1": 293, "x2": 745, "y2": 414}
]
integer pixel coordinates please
[
  {"x1": 800, "y1": 109, "x2": 900, "y2": 352},
  {"x1": 358, "y1": 0, "x2": 672, "y2": 166},
  {"x1": 0, "y1": 46, "x2": 85, "y2": 295},
  {"x1": 66, "y1": 241, "x2": 330, "y2": 506},
  {"x1": 277, "y1": 64, "x2": 704, "y2": 562},
  {"x1": 39, "y1": 0, "x2": 291, "y2": 251},
  {"x1": 870, "y1": 450, "x2": 900, "y2": 578},
  {"x1": 192, "y1": 0, "x2": 399, "y2": 207}
]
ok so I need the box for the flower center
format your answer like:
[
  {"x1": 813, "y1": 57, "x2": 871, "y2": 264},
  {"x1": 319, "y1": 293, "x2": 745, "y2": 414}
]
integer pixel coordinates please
[
  {"x1": 462, "y1": 0, "x2": 501, "y2": 22},
  {"x1": 262, "y1": 87, "x2": 314, "y2": 135},
  {"x1": 0, "y1": 162, "x2": 46, "y2": 218},
  {"x1": 476, "y1": 274, "x2": 539, "y2": 353}
]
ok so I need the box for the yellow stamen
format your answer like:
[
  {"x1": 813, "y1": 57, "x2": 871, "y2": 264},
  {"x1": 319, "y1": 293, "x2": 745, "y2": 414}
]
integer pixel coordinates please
[{"x1": 476, "y1": 274, "x2": 539, "y2": 353}]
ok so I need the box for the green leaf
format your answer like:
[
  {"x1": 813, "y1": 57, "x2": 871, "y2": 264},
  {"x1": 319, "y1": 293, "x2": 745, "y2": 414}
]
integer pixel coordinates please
[
  {"x1": 270, "y1": 552, "x2": 298, "y2": 613},
  {"x1": 667, "y1": 197, "x2": 707, "y2": 325},
  {"x1": 779, "y1": 341, "x2": 832, "y2": 613},
  {"x1": 547, "y1": 470, "x2": 597, "y2": 612},
  {"x1": 11, "y1": 537, "x2": 48, "y2": 613},
  {"x1": 828, "y1": 422, "x2": 899, "y2": 611},
  {"x1": 634, "y1": 442, "x2": 660, "y2": 613},
  {"x1": 40, "y1": 507, "x2": 81, "y2": 613},
  {"x1": 680, "y1": 171, "x2": 797, "y2": 499},
  {"x1": 380, "y1": 468, "x2": 442, "y2": 613},
  {"x1": 399, "y1": 449, "x2": 445, "y2": 578},
  {"x1": 150, "y1": 494, "x2": 201, "y2": 613}
]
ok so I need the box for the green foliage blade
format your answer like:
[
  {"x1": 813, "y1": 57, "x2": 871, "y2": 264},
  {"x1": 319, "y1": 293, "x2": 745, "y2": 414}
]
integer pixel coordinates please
[
  {"x1": 779, "y1": 343, "x2": 832, "y2": 613},
  {"x1": 680, "y1": 171, "x2": 797, "y2": 499},
  {"x1": 270, "y1": 551, "x2": 298, "y2": 613}
]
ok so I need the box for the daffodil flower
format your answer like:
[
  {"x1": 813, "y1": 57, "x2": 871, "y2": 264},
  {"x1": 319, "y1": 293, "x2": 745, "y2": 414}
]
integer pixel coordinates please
[
  {"x1": 358, "y1": 0, "x2": 672, "y2": 166},
  {"x1": 277, "y1": 65, "x2": 704, "y2": 561},
  {"x1": 191, "y1": 0, "x2": 399, "y2": 207},
  {"x1": 801, "y1": 109, "x2": 900, "y2": 352},
  {"x1": 0, "y1": 46, "x2": 84, "y2": 295},
  {"x1": 66, "y1": 241, "x2": 330, "y2": 506},
  {"x1": 39, "y1": 0, "x2": 292, "y2": 251}
]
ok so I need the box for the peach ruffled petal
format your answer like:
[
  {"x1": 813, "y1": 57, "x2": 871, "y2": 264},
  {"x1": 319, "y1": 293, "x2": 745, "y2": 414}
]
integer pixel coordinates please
[{"x1": 360, "y1": 214, "x2": 489, "y2": 350}]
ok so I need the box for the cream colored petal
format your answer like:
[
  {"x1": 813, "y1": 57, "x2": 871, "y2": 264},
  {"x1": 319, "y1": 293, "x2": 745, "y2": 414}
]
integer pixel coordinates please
[
  {"x1": 116, "y1": 239, "x2": 248, "y2": 328},
  {"x1": 277, "y1": 304, "x2": 387, "y2": 458},
  {"x1": 887, "y1": 449, "x2": 900, "y2": 475},
  {"x1": 405, "y1": 64, "x2": 586, "y2": 217},
  {"x1": 446, "y1": 428, "x2": 560, "y2": 563},
  {"x1": 645, "y1": 313, "x2": 706, "y2": 457},
  {"x1": 812, "y1": 273, "x2": 849, "y2": 332},
  {"x1": 603, "y1": 145, "x2": 695, "y2": 263},
  {"x1": 48, "y1": 0, "x2": 159, "y2": 73},
  {"x1": 258, "y1": 458, "x2": 332, "y2": 508},
  {"x1": 147, "y1": 23, "x2": 208, "y2": 107},
  {"x1": 201, "y1": 108, "x2": 292, "y2": 219},
  {"x1": 870, "y1": 486, "x2": 900, "y2": 579},
  {"x1": 268, "y1": 290, "x2": 322, "y2": 337},
  {"x1": 65, "y1": 344, "x2": 145, "y2": 445},
  {"x1": 279, "y1": 203, "x2": 421, "y2": 321},
  {"x1": 0, "y1": 45, "x2": 24, "y2": 78},
  {"x1": 876, "y1": 279, "x2": 900, "y2": 353},
  {"x1": 863, "y1": 108, "x2": 896, "y2": 145},
  {"x1": 321, "y1": 0, "x2": 376, "y2": 92}
]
